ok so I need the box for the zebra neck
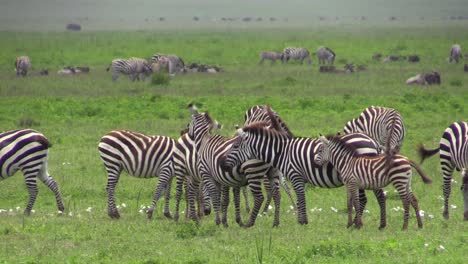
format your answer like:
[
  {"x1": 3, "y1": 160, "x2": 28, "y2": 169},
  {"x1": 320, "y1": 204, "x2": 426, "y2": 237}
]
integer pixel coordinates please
[
  {"x1": 253, "y1": 135, "x2": 290, "y2": 170},
  {"x1": 329, "y1": 144, "x2": 354, "y2": 175}
]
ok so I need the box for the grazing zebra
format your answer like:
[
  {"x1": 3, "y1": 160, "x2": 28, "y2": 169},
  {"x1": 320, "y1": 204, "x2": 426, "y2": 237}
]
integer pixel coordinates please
[
  {"x1": 316, "y1": 46, "x2": 336, "y2": 65},
  {"x1": 314, "y1": 134, "x2": 432, "y2": 230},
  {"x1": 15, "y1": 56, "x2": 31, "y2": 77},
  {"x1": 189, "y1": 109, "x2": 281, "y2": 227},
  {"x1": 0, "y1": 129, "x2": 64, "y2": 214},
  {"x1": 282, "y1": 47, "x2": 312, "y2": 64},
  {"x1": 106, "y1": 57, "x2": 152, "y2": 82},
  {"x1": 222, "y1": 110, "x2": 385, "y2": 226},
  {"x1": 259, "y1": 51, "x2": 283, "y2": 64},
  {"x1": 344, "y1": 106, "x2": 405, "y2": 155},
  {"x1": 151, "y1": 54, "x2": 185, "y2": 75},
  {"x1": 449, "y1": 44, "x2": 462, "y2": 63},
  {"x1": 418, "y1": 121, "x2": 468, "y2": 220},
  {"x1": 98, "y1": 130, "x2": 175, "y2": 219}
]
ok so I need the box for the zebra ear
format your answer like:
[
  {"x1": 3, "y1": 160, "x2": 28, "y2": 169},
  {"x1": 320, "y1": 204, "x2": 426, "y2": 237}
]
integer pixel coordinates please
[
  {"x1": 318, "y1": 135, "x2": 329, "y2": 145},
  {"x1": 214, "y1": 120, "x2": 223, "y2": 130},
  {"x1": 187, "y1": 104, "x2": 198, "y2": 115},
  {"x1": 236, "y1": 128, "x2": 247, "y2": 139}
]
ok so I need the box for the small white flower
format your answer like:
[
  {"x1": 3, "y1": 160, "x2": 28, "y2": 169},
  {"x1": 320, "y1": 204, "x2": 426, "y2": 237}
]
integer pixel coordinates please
[
  {"x1": 450, "y1": 204, "x2": 457, "y2": 209},
  {"x1": 437, "y1": 195, "x2": 444, "y2": 201},
  {"x1": 451, "y1": 179, "x2": 457, "y2": 184},
  {"x1": 424, "y1": 243, "x2": 429, "y2": 247},
  {"x1": 116, "y1": 205, "x2": 121, "y2": 209},
  {"x1": 268, "y1": 205, "x2": 273, "y2": 210},
  {"x1": 31, "y1": 210, "x2": 35, "y2": 214},
  {"x1": 392, "y1": 207, "x2": 401, "y2": 212},
  {"x1": 86, "y1": 207, "x2": 93, "y2": 213},
  {"x1": 262, "y1": 211, "x2": 267, "y2": 215},
  {"x1": 419, "y1": 210, "x2": 425, "y2": 216},
  {"x1": 181, "y1": 211, "x2": 185, "y2": 214},
  {"x1": 331, "y1": 207, "x2": 338, "y2": 213},
  {"x1": 68, "y1": 212, "x2": 73, "y2": 217},
  {"x1": 58, "y1": 210, "x2": 63, "y2": 214},
  {"x1": 289, "y1": 205, "x2": 294, "y2": 210},
  {"x1": 258, "y1": 214, "x2": 262, "y2": 218},
  {"x1": 393, "y1": 190, "x2": 398, "y2": 193},
  {"x1": 286, "y1": 210, "x2": 290, "y2": 213},
  {"x1": 364, "y1": 209, "x2": 370, "y2": 214},
  {"x1": 0, "y1": 209, "x2": 7, "y2": 213},
  {"x1": 121, "y1": 203, "x2": 127, "y2": 208},
  {"x1": 139, "y1": 209, "x2": 144, "y2": 214},
  {"x1": 77, "y1": 213, "x2": 82, "y2": 218},
  {"x1": 16, "y1": 206, "x2": 21, "y2": 211},
  {"x1": 428, "y1": 214, "x2": 434, "y2": 219},
  {"x1": 9, "y1": 209, "x2": 13, "y2": 212},
  {"x1": 438, "y1": 245, "x2": 445, "y2": 251}
]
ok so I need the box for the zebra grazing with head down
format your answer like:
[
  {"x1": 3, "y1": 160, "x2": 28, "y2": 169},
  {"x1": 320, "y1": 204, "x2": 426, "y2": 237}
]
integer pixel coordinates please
[
  {"x1": 98, "y1": 130, "x2": 175, "y2": 219},
  {"x1": 282, "y1": 47, "x2": 312, "y2": 65},
  {"x1": 151, "y1": 54, "x2": 185, "y2": 76},
  {"x1": 314, "y1": 134, "x2": 432, "y2": 230},
  {"x1": 418, "y1": 121, "x2": 468, "y2": 221},
  {"x1": 316, "y1": 46, "x2": 336, "y2": 65},
  {"x1": 106, "y1": 57, "x2": 152, "y2": 82},
  {"x1": 259, "y1": 51, "x2": 283, "y2": 64},
  {"x1": 222, "y1": 107, "x2": 387, "y2": 226},
  {"x1": 0, "y1": 129, "x2": 64, "y2": 214},
  {"x1": 15, "y1": 56, "x2": 31, "y2": 77},
  {"x1": 189, "y1": 107, "x2": 281, "y2": 227},
  {"x1": 449, "y1": 44, "x2": 462, "y2": 63},
  {"x1": 344, "y1": 106, "x2": 405, "y2": 156}
]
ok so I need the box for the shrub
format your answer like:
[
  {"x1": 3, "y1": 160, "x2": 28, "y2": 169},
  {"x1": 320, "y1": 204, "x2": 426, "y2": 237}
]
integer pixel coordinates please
[{"x1": 450, "y1": 79, "x2": 462, "y2": 87}]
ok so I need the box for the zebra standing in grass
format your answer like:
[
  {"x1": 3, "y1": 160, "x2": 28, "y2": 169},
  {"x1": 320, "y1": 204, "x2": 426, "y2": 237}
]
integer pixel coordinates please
[
  {"x1": 259, "y1": 51, "x2": 283, "y2": 64},
  {"x1": 0, "y1": 129, "x2": 64, "y2": 214},
  {"x1": 282, "y1": 47, "x2": 312, "y2": 64},
  {"x1": 98, "y1": 130, "x2": 175, "y2": 219},
  {"x1": 418, "y1": 121, "x2": 468, "y2": 221},
  {"x1": 314, "y1": 134, "x2": 432, "y2": 230},
  {"x1": 449, "y1": 44, "x2": 462, "y2": 63},
  {"x1": 344, "y1": 106, "x2": 405, "y2": 155},
  {"x1": 15, "y1": 56, "x2": 31, "y2": 76},
  {"x1": 106, "y1": 57, "x2": 152, "y2": 82},
  {"x1": 151, "y1": 54, "x2": 185, "y2": 75},
  {"x1": 189, "y1": 109, "x2": 281, "y2": 227},
  {"x1": 316, "y1": 46, "x2": 336, "y2": 65},
  {"x1": 222, "y1": 108, "x2": 386, "y2": 226}
]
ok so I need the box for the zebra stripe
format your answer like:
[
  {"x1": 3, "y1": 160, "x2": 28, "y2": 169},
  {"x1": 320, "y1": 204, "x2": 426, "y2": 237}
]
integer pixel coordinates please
[
  {"x1": 0, "y1": 129, "x2": 64, "y2": 214},
  {"x1": 316, "y1": 46, "x2": 336, "y2": 65},
  {"x1": 315, "y1": 135, "x2": 432, "y2": 230},
  {"x1": 344, "y1": 106, "x2": 405, "y2": 154},
  {"x1": 189, "y1": 111, "x2": 281, "y2": 227},
  {"x1": 151, "y1": 54, "x2": 185, "y2": 75},
  {"x1": 449, "y1": 44, "x2": 462, "y2": 63},
  {"x1": 15, "y1": 56, "x2": 31, "y2": 77},
  {"x1": 418, "y1": 121, "x2": 468, "y2": 220},
  {"x1": 223, "y1": 119, "x2": 384, "y2": 226},
  {"x1": 98, "y1": 130, "x2": 175, "y2": 219},
  {"x1": 107, "y1": 57, "x2": 152, "y2": 82},
  {"x1": 282, "y1": 47, "x2": 312, "y2": 64}
]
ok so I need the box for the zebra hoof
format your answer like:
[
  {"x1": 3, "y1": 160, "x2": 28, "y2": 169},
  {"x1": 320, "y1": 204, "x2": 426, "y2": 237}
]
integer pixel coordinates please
[
  {"x1": 272, "y1": 221, "x2": 280, "y2": 228},
  {"x1": 204, "y1": 208, "x2": 211, "y2": 216},
  {"x1": 147, "y1": 209, "x2": 154, "y2": 220},
  {"x1": 108, "y1": 211, "x2": 120, "y2": 219},
  {"x1": 464, "y1": 211, "x2": 468, "y2": 221},
  {"x1": 164, "y1": 211, "x2": 172, "y2": 219},
  {"x1": 443, "y1": 211, "x2": 449, "y2": 219},
  {"x1": 24, "y1": 210, "x2": 31, "y2": 216},
  {"x1": 378, "y1": 224, "x2": 386, "y2": 230},
  {"x1": 174, "y1": 213, "x2": 179, "y2": 222}
]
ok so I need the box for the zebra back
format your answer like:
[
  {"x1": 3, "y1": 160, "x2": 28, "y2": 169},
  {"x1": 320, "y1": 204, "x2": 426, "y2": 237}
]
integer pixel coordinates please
[{"x1": 243, "y1": 105, "x2": 293, "y2": 137}]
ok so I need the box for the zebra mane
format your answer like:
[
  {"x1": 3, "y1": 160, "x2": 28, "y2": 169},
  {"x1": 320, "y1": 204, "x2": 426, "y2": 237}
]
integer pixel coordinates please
[{"x1": 326, "y1": 134, "x2": 369, "y2": 157}]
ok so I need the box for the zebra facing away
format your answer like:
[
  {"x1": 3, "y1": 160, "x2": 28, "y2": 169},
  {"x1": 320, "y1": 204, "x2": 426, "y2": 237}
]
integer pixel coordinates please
[
  {"x1": 0, "y1": 129, "x2": 64, "y2": 214},
  {"x1": 106, "y1": 57, "x2": 153, "y2": 82},
  {"x1": 222, "y1": 109, "x2": 386, "y2": 226},
  {"x1": 316, "y1": 46, "x2": 336, "y2": 65},
  {"x1": 418, "y1": 121, "x2": 468, "y2": 221},
  {"x1": 344, "y1": 106, "x2": 405, "y2": 156},
  {"x1": 259, "y1": 51, "x2": 283, "y2": 64},
  {"x1": 151, "y1": 54, "x2": 185, "y2": 76},
  {"x1": 15, "y1": 56, "x2": 31, "y2": 76},
  {"x1": 314, "y1": 135, "x2": 432, "y2": 230},
  {"x1": 282, "y1": 47, "x2": 312, "y2": 65},
  {"x1": 449, "y1": 44, "x2": 462, "y2": 63},
  {"x1": 98, "y1": 130, "x2": 175, "y2": 219}
]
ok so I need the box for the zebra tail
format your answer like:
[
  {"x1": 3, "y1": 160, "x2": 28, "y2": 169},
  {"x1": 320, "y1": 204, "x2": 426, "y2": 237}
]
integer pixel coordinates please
[
  {"x1": 417, "y1": 144, "x2": 439, "y2": 164},
  {"x1": 409, "y1": 159, "x2": 432, "y2": 184},
  {"x1": 106, "y1": 64, "x2": 111, "y2": 71}
]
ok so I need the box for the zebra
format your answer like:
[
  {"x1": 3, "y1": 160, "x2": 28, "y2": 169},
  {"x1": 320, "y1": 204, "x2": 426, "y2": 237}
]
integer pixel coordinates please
[
  {"x1": 316, "y1": 46, "x2": 336, "y2": 65},
  {"x1": 188, "y1": 109, "x2": 281, "y2": 227},
  {"x1": 151, "y1": 54, "x2": 185, "y2": 75},
  {"x1": 221, "y1": 109, "x2": 386, "y2": 226},
  {"x1": 449, "y1": 44, "x2": 462, "y2": 63},
  {"x1": 106, "y1": 57, "x2": 152, "y2": 82},
  {"x1": 0, "y1": 129, "x2": 64, "y2": 214},
  {"x1": 98, "y1": 130, "x2": 175, "y2": 219},
  {"x1": 282, "y1": 47, "x2": 312, "y2": 64},
  {"x1": 418, "y1": 121, "x2": 468, "y2": 221},
  {"x1": 314, "y1": 134, "x2": 432, "y2": 230},
  {"x1": 15, "y1": 56, "x2": 31, "y2": 77},
  {"x1": 259, "y1": 51, "x2": 283, "y2": 64},
  {"x1": 344, "y1": 106, "x2": 405, "y2": 156}
]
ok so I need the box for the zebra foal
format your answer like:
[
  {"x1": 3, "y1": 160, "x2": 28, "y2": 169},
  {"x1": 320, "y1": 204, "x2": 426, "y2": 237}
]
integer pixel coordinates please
[
  {"x1": 314, "y1": 134, "x2": 432, "y2": 230},
  {"x1": 106, "y1": 57, "x2": 153, "y2": 82},
  {"x1": 98, "y1": 130, "x2": 175, "y2": 219},
  {"x1": 259, "y1": 51, "x2": 283, "y2": 64},
  {"x1": 15, "y1": 56, "x2": 31, "y2": 77},
  {"x1": 282, "y1": 47, "x2": 312, "y2": 65},
  {"x1": 418, "y1": 121, "x2": 468, "y2": 220},
  {"x1": 0, "y1": 129, "x2": 64, "y2": 214}
]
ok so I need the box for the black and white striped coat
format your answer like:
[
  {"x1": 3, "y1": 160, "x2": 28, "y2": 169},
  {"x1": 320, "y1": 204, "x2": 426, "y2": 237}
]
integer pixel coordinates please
[
  {"x1": 151, "y1": 54, "x2": 185, "y2": 75},
  {"x1": 418, "y1": 121, "x2": 468, "y2": 220},
  {"x1": 344, "y1": 106, "x2": 405, "y2": 155},
  {"x1": 223, "y1": 121, "x2": 384, "y2": 226},
  {"x1": 15, "y1": 56, "x2": 31, "y2": 76},
  {"x1": 449, "y1": 44, "x2": 462, "y2": 63},
  {"x1": 98, "y1": 130, "x2": 175, "y2": 219},
  {"x1": 107, "y1": 57, "x2": 152, "y2": 82},
  {"x1": 282, "y1": 47, "x2": 312, "y2": 64},
  {"x1": 0, "y1": 129, "x2": 64, "y2": 214},
  {"x1": 316, "y1": 46, "x2": 336, "y2": 65},
  {"x1": 315, "y1": 135, "x2": 432, "y2": 230}
]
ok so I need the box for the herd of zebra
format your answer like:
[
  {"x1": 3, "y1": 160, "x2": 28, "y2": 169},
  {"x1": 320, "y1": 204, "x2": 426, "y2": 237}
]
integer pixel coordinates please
[
  {"x1": 2, "y1": 105, "x2": 468, "y2": 229},
  {"x1": 260, "y1": 46, "x2": 335, "y2": 65}
]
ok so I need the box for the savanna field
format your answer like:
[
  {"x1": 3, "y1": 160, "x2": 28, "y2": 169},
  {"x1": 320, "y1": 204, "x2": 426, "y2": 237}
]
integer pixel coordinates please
[{"x1": 1, "y1": 22, "x2": 468, "y2": 263}]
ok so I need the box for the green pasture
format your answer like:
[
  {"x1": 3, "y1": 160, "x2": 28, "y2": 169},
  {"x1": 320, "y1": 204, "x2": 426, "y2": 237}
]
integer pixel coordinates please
[{"x1": 0, "y1": 26, "x2": 468, "y2": 263}]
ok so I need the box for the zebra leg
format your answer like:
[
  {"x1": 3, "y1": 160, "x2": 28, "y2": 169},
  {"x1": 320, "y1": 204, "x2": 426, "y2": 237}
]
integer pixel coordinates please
[
  {"x1": 271, "y1": 176, "x2": 281, "y2": 227},
  {"x1": 409, "y1": 192, "x2": 423, "y2": 228},
  {"x1": 245, "y1": 179, "x2": 264, "y2": 228},
  {"x1": 24, "y1": 175, "x2": 38, "y2": 215},
  {"x1": 112, "y1": 73, "x2": 119, "y2": 82},
  {"x1": 290, "y1": 175, "x2": 308, "y2": 225},
  {"x1": 163, "y1": 176, "x2": 173, "y2": 219},
  {"x1": 205, "y1": 176, "x2": 221, "y2": 225},
  {"x1": 147, "y1": 173, "x2": 172, "y2": 220},
  {"x1": 462, "y1": 172, "x2": 468, "y2": 220},
  {"x1": 346, "y1": 186, "x2": 354, "y2": 228},
  {"x1": 105, "y1": 169, "x2": 121, "y2": 219},
  {"x1": 173, "y1": 168, "x2": 186, "y2": 222},
  {"x1": 36, "y1": 162, "x2": 65, "y2": 212},
  {"x1": 441, "y1": 164, "x2": 455, "y2": 219},
  {"x1": 187, "y1": 178, "x2": 200, "y2": 221},
  {"x1": 400, "y1": 192, "x2": 411, "y2": 231},
  {"x1": 202, "y1": 181, "x2": 212, "y2": 216},
  {"x1": 221, "y1": 186, "x2": 230, "y2": 227},
  {"x1": 373, "y1": 189, "x2": 387, "y2": 229},
  {"x1": 261, "y1": 178, "x2": 272, "y2": 214},
  {"x1": 242, "y1": 186, "x2": 251, "y2": 213},
  {"x1": 233, "y1": 187, "x2": 244, "y2": 227},
  {"x1": 129, "y1": 74, "x2": 137, "y2": 82},
  {"x1": 356, "y1": 189, "x2": 367, "y2": 221}
]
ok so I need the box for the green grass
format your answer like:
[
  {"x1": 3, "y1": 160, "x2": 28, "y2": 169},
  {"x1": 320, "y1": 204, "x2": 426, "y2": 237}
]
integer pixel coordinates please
[{"x1": 1, "y1": 25, "x2": 468, "y2": 263}]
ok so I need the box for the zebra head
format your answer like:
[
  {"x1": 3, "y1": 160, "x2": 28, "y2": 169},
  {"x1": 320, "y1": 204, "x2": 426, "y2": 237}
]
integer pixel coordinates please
[
  {"x1": 222, "y1": 128, "x2": 252, "y2": 170},
  {"x1": 188, "y1": 111, "x2": 222, "y2": 145},
  {"x1": 314, "y1": 135, "x2": 331, "y2": 166}
]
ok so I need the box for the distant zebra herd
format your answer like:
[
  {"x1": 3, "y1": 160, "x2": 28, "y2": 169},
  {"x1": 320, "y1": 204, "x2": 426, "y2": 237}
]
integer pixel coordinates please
[{"x1": 3, "y1": 104, "x2": 468, "y2": 229}]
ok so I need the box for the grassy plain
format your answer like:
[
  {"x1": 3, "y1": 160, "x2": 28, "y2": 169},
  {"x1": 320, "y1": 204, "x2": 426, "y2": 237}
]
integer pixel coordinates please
[{"x1": 1, "y1": 24, "x2": 468, "y2": 263}]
